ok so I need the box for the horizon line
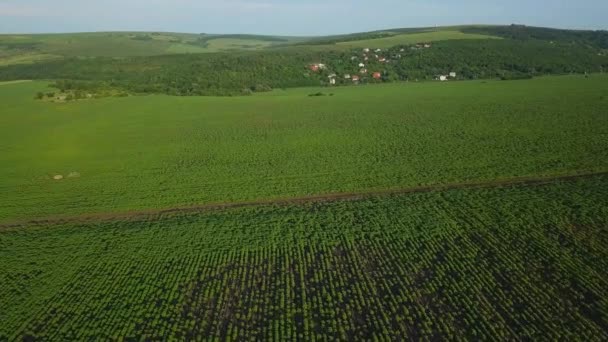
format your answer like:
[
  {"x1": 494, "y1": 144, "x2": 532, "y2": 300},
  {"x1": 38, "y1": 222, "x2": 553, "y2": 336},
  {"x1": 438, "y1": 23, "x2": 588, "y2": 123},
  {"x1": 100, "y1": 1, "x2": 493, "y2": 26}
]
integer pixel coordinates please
[{"x1": 1, "y1": 23, "x2": 607, "y2": 37}]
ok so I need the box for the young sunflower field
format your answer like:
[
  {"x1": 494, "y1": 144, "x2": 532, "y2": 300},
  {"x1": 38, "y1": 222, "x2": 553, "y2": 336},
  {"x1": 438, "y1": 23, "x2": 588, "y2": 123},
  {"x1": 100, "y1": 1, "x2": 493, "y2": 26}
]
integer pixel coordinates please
[
  {"x1": 1, "y1": 75, "x2": 607, "y2": 222},
  {"x1": 1, "y1": 175, "x2": 607, "y2": 340},
  {"x1": 2, "y1": 24, "x2": 608, "y2": 341}
]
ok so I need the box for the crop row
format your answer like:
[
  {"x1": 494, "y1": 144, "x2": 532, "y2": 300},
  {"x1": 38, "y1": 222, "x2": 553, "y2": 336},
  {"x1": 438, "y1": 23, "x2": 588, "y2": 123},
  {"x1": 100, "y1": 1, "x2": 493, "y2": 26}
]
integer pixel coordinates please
[
  {"x1": 8, "y1": 228, "x2": 607, "y2": 341},
  {"x1": 1, "y1": 176, "x2": 607, "y2": 340},
  {"x1": 2, "y1": 76, "x2": 608, "y2": 221}
]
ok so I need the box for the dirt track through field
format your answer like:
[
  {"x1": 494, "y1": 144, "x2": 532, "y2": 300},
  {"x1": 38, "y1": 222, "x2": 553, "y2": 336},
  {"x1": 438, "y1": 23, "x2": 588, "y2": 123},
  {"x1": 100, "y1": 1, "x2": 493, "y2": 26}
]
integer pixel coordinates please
[
  {"x1": 1, "y1": 171, "x2": 606, "y2": 229},
  {"x1": 0, "y1": 80, "x2": 32, "y2": 86}
]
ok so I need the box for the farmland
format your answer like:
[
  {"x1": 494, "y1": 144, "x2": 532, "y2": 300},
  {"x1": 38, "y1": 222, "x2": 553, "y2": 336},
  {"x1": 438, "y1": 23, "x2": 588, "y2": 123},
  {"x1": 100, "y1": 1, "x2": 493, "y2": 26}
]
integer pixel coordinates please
[
  {"x1": 334, "y1": 30, "x2": 499, "y2": 48},
  {"x1": 0, "y1": 28, "x2": 494, "y2": 62},
  {"x1": 1, "y1": 75, "x2": 607, "y2": 222},
  {"x1": 1, "y1": 22, "x2": 608, "y2": 339},
  {"x1": 0, "y1": 32, "x2": 300, "y2": 65},
  {"x1": 1, "y1": 175, "x2": 607, "y2": 340},
  {"x1": 1, "y1": 25, "x2": 606, "y2": 96}
]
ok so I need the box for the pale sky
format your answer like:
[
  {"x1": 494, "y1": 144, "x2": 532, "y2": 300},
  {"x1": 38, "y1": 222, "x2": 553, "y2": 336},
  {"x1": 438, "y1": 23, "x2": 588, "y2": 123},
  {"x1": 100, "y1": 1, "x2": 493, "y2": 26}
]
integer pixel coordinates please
[{"x1": 0, "y1": 0, "x2": 606, "y2": 35}]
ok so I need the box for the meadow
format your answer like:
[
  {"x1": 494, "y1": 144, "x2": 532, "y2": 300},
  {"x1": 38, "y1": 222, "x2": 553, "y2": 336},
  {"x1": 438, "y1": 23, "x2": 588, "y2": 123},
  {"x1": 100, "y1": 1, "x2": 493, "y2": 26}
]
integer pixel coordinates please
[
  {"x1": 0, "y1": 32, "x2": 302, "y2": 64},
  {"x1": 334, "y1": 30, "x2": 499, "y2": 48},
  {"x1": 1, "y1": 175, "x2": 607, "y2": 340},
  {"x1": 1, "y1": 75, "x2": 607, "y2": 222},
  {"x1": 0, "y1": 33, "x2": 199, "y2": 61},
  {"x1": 0, "y1": 29, "x2": 487, "y2": 61}
]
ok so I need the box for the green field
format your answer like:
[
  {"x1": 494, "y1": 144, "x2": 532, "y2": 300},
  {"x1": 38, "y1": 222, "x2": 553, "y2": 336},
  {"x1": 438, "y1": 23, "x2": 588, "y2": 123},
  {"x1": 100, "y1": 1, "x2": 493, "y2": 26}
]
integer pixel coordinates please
[
  {"x1": 0, "y1": 33, "x2": 198, "y2": 59},
  {"x1": 0, "y1": 32, "x2": 301, "y2": 63},
  {"x1": 0, "y1": 27, "x2": 502, "y2": 65},
  {"x1": 335, "y1": 30, "x2": 499, "y2": 48},
  {"x1": 1, "y1": 75, "x2": 607, "y2": 222},
  {"x1": 1, "y1": 23, "x2": 608, "y2": 341},
  {"x1": 1, "y1": 175, "x2": 607, "y2": 340},
  {"x1": 203, "y1": 38, "x2": 276, "y2": 51}
]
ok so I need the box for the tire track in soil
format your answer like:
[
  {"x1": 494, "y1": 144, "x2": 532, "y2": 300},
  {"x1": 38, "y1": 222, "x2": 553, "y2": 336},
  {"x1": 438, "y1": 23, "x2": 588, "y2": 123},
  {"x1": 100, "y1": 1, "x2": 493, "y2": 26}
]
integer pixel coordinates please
[{"x1": 1, "y1": 170, "x2": 606, "y2": 229}]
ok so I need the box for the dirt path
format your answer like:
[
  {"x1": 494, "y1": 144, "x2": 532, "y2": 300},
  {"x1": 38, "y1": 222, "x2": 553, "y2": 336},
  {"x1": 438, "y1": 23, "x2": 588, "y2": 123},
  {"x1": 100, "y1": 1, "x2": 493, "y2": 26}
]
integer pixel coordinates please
[
  {"x1": 1, "y1": 171, "x2": 606, "y2": 229},
  {"x1": 0, "y1": 80, "x2": 32, "y2": 86}
]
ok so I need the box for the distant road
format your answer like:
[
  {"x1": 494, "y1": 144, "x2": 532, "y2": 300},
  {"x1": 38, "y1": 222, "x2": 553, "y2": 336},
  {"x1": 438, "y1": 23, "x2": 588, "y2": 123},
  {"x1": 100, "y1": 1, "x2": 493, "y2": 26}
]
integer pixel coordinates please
[{"x1": 1, "y1": 170, "x2": 606, "y2": 229}]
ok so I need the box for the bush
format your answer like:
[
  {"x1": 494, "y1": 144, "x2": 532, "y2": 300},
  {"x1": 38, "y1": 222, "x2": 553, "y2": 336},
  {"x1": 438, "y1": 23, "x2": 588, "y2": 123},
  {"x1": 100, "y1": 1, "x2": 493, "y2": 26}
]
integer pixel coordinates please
[
  {"x1": 500, "y1": 73, "x2": 534, "y2": 81},
  {"x1": 251, "y1": 84, "x2": 273, "y2": 93},
  {"x1": 308, "y1": 92, "x2": 326, "y2": 97}
]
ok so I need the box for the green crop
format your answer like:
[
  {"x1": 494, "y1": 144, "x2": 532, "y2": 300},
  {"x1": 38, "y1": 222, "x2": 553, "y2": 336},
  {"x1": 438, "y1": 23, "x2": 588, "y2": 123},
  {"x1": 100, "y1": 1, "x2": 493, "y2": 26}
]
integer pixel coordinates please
[
  {"x1": 1, "y1": 176, "x2": 607, "y2": 340},
  {"x1": 1, "y1": 75, "x2": 607, "y2": 222},
  {"x1": 2, "y1": 25, "x2": 607, "y2": 341}
]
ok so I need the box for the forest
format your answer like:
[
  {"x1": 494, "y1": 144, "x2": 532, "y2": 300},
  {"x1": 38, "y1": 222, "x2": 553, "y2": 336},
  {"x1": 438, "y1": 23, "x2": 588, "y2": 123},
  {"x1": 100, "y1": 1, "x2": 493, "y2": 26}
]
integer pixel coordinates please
[{"x1": 463, "y1": 25, "x2": 608, "y2": 49}]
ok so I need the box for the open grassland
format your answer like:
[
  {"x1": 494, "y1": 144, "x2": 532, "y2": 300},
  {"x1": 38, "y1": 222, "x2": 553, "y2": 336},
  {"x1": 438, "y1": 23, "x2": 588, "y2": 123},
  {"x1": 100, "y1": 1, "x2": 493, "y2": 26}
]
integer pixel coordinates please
[
  {"x1": 0, "y1": 33, "x2": 206, "y2": 58},
  {"x1": 1, "y1": 75, "x2": 608, "y2": 222},
  {"x1": 203, "y1": 38, "x2": 276, "y2": 51},
  {"x1": 0, "y1": 32, "x2": 300, "y2": 62},
  {"x1": 1, "y1": 176, "x2": 607, "y2": 340},
  {"x1": 0, "y1": 52, "x2": 61, "y2": 66},
  {"x1": 334, "y1": 30, "x2": 499, "y2": 49},
  {"x1": 0, "y1": 28, "x2": 501, "y2": 64}
]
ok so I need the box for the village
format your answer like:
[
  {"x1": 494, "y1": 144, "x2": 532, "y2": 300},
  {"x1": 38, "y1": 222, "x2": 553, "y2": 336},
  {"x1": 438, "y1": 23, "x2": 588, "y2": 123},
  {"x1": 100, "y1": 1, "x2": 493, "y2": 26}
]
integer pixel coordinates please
[{"x1": 308, "y1": 42, "x2": 457, "y2": 85}]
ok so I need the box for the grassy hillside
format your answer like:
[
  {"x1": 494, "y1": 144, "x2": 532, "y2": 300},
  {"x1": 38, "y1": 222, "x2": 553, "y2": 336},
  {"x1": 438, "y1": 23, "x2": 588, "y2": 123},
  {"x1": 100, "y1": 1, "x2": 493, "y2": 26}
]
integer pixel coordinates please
[
  {"x1": 0, "y1": 32, "x2": 302, "y2": 64},
  {"x1": 1, "y1": 175, "x2": 607, "y2": 340},
  {"x1": 334, "y1": 30, "x2": 499, "y2": 48},
  {"x1": 0, "y1": 75, "x2": 607, "y2": 221},
  {"x1": 2, "y1": 25, "x2": 606, "y2": 95},
  {"x1": 2, "y1": 37, "x2": 605, "y2": 96},
  {"x1": 2, "y1": 25, "x2": 606, "y2": 67},
  {"x1": 1, "y1": 28, "x2": 489, "y2": 61}
]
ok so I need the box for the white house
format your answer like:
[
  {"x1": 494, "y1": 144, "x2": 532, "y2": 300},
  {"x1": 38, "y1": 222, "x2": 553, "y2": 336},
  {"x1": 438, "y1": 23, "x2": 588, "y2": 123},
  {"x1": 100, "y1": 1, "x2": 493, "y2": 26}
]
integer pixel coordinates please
[
  {"x1": 439, "y1": 75, "x2": 448, "y2": 81},
  {"x1": 359, "y1": 62, "x2": 365, "y2": 68},
  {"x1": 449, "y1": 72, "x2": 457, "y2": 78},
  {"x1": 363, "y1": 48, "x2": 370, "y2": 53},
  {"x1": 328, "y1": 74, "x2": 337, "y2": 85},
  {"x1": 344, "y1": 74, "x2": 351, "y2": 79}
]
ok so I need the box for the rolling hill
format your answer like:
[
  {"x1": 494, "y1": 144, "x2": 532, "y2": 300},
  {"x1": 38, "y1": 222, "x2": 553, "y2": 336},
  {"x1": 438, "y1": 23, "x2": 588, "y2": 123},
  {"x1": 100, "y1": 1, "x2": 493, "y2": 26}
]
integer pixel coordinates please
[
  {"x1": 0, "y1": 31, "x2": 305, "y2": 65},
  {"x1": 2, "y1": 25, "x2": 606, "y2": 69}
]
